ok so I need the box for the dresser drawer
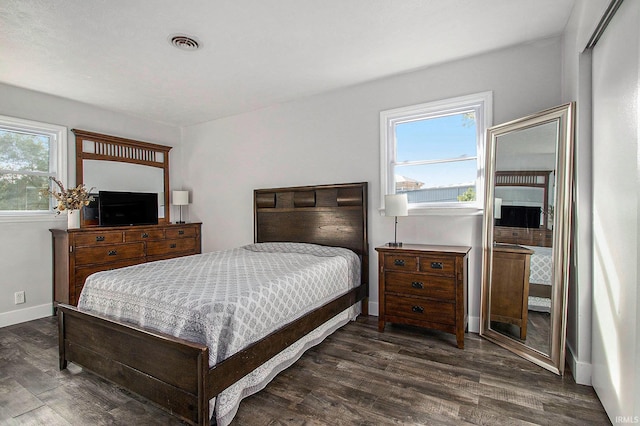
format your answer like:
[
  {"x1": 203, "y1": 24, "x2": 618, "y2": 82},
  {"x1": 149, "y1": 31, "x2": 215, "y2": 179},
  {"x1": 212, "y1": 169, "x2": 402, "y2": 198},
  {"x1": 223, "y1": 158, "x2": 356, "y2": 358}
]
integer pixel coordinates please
[
  {"x1": 74, "y1": 231, "x2": 123, "y2": 246},
  {"x1": 166, "y1": 227, "x2": 197, "y2": 239},
  {"x1": 385, "y1": 295, "x2": 455, "y2": 325},
  {"x1": 74, "y1": 242, "x2": 145, "y2": 266},
  {"x1": 146, "y1": 238, "x2": 197, "y2": 256},
  {"x1": 385, "y1": 272, "x2": 455, "y2": 300},
  {"x1": 124, "y1": 228, "x2": 165, "y2": 242},
  {"x1": 418, "y1": 255, "x2": 455, "y2": 276},
  {"x1": 384, "y1": 254, "x2": 418, "y2": 271}
]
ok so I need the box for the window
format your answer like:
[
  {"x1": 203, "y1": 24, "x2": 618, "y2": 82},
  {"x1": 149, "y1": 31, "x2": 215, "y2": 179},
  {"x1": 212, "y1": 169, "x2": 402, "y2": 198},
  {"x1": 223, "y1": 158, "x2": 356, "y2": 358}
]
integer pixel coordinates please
[
  {"x1": 380, "y1": 92, "x2": 492, "y2": 213},
  {"x1": 0, "y1": 115, "x2": 67, "y2": 220}
]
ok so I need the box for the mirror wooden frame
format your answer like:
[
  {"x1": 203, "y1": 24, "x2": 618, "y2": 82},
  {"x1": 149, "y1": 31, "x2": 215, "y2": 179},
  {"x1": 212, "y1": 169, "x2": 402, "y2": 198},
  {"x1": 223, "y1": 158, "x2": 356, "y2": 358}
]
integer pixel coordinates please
[
  {"x1": 480, "y1": 103, "x2": 575, "y2": 375},
  {"x1": 72, "y1": 129, "x2": 172, "y2": 227}
]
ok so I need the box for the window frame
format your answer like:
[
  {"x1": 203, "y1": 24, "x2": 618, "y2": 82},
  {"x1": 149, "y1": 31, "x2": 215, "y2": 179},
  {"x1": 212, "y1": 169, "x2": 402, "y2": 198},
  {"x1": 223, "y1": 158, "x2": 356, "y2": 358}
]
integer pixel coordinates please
[
  {"x1": 380, "y1": 91, "x2": 492, "y2": 215},
  {"x1": 0, "y1": 114, "x2": 67, "y2": 222}
]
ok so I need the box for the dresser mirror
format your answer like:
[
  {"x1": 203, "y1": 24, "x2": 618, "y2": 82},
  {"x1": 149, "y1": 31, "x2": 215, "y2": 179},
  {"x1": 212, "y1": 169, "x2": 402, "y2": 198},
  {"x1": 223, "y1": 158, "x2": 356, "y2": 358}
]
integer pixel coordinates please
[
  {"x1": 480, "y1": 103, "x2": 574, "y2": 375},
  {"x1": 72, "y1": 129, "x2": 172, "y2": 226}
]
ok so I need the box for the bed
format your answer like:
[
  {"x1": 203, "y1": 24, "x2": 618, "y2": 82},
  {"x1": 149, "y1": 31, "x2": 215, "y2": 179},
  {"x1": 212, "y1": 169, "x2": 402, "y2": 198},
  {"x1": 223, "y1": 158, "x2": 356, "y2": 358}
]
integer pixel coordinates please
[{"x1": 57, "y1": 182, "x2": 369, "y2": 426}]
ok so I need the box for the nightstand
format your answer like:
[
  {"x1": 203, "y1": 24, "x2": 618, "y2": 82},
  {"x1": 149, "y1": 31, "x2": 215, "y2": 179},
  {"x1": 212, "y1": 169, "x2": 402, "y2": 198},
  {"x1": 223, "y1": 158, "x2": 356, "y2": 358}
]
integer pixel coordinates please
[{"x1": 376, "y1": 244, "x2": 470, "y2": 349}]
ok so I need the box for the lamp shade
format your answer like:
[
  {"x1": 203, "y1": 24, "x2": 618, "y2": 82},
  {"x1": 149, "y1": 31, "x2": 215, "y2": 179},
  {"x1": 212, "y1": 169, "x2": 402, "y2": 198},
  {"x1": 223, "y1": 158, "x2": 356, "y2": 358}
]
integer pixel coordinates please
[
  {"x1": 494, "y1": 197, "x2": 502, "y2": 219},
  {"x1": 172, "y1": 190, "x2": 189, "y2": 206},
  {"x1": 385, "y1": 193, "x2": 408, "y2": 217}
]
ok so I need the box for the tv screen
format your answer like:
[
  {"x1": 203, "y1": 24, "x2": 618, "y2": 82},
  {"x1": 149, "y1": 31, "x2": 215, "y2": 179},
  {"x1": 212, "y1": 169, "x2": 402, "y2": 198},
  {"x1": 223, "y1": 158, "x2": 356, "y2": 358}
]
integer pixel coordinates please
[
  {"x1": 498, "y1": 205, "x2": 541, "y2": 228},
  {"x1": 98, "y1": 191, "x2": 158, "y2": 226}
]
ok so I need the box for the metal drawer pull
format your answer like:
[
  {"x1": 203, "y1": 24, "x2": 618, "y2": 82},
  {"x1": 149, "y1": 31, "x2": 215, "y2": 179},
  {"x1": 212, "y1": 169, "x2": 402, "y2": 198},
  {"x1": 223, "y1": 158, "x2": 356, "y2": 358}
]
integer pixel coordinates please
[
  {"x1": 107, "y1": 250, "x2": 117, "y2": 256},
  {"x1": 412, "y1": 305, "x2": 424, "y2": 314},
  {"x1": 142, "y1": 233, "x2": 149, "y2": 238},
  {"x1": 393, "y1": 259, "x2": 405, "y2": 266},
  {"x1": 430, "y1": 262, "x2": 443, "y2": 269},
  {"x1": 178, "y1": 230, "x2": 185, "y2": 235},
  {"x1": 96, "y1": 236, "x2": 105, "y2": 242},
  {"x1": 411, "y1": 281, "x2": 424, "y2": 289},
  {"x1": 170, "y1": 243, "x2": 177, "y2": 248}
]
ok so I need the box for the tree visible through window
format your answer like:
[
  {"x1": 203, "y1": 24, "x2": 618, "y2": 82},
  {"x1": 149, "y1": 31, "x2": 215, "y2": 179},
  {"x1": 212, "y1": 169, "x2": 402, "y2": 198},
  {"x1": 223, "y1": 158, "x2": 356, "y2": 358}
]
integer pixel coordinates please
[
  {"x1": 0, "y1": 115, "x2": 66, "y2": 217},
  {"x1": 380, "y1": 92, "x2": 492, "y2": 211}
]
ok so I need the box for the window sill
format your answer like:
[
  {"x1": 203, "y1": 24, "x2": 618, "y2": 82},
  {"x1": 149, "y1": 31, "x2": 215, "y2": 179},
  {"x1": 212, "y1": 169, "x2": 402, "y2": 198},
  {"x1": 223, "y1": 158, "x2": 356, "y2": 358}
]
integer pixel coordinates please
[
  {"x1": 380, "y1": 206, "x2": 484, "y2": 217},
  {"x1": 0, "y1": 212, "x2": 66, "y2": 224}
]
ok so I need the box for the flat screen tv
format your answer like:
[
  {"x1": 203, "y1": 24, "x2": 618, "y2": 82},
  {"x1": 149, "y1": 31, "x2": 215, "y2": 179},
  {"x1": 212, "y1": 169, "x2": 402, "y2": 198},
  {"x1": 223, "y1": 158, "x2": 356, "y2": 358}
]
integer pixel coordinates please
[
  {"x1": 497, "y1": 205, "x2": 541, "y2": 229},
  {"x1": 98, "y1": 190, "x2": 158, "y2": 226}
]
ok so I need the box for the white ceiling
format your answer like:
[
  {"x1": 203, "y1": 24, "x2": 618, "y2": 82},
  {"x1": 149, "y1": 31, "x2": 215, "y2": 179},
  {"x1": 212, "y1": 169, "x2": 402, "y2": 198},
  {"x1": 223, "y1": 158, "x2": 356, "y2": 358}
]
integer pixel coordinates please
[{"x1": 0, "y1": 0, "x2": 576, "y2": 127}]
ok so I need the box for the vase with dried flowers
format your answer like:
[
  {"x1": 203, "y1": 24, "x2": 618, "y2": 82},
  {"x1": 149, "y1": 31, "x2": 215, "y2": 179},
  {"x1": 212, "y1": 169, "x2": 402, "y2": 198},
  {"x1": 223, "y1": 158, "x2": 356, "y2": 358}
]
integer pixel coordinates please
[{"x1": 40, "y1": 177, "x2": 94, "y2": 228}]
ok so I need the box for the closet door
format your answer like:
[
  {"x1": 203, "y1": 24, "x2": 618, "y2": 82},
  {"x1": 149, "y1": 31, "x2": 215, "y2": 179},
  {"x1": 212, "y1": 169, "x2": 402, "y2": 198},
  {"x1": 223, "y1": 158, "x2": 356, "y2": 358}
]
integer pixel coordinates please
[{"x1": 591, "y1": 0, "x2": 640, "y2": 419}]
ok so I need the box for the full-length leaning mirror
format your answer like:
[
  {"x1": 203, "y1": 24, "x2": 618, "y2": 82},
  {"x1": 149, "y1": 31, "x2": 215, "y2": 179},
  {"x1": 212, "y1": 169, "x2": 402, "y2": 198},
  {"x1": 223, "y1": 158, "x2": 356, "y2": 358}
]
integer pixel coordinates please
[{"x1": 480, "y1": 103, "x2": 574, "y2": 375}]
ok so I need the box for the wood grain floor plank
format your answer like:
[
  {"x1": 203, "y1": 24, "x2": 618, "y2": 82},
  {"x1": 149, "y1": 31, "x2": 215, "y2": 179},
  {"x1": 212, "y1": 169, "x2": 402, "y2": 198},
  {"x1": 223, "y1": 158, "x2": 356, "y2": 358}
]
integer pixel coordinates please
[{"x1": 0, "y1": 315, "x2": 609, "y2": 425}]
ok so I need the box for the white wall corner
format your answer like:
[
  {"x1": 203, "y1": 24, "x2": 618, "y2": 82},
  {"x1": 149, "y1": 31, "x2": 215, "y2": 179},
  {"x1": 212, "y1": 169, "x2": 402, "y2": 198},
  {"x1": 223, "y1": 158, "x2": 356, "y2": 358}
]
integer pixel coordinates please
[
  {"x1": 566, "y1": 341, "x2": 592, "y2": 385},
  {"x1": 0, "y1": 303, "x2": 54, "y2": 328}
]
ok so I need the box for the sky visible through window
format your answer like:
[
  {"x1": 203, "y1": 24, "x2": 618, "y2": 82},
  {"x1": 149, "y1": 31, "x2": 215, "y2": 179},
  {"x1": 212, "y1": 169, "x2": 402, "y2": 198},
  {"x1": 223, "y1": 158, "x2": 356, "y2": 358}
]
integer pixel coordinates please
[{"x1": 395, "y1": 113, "x2": 477, "y2": 188}]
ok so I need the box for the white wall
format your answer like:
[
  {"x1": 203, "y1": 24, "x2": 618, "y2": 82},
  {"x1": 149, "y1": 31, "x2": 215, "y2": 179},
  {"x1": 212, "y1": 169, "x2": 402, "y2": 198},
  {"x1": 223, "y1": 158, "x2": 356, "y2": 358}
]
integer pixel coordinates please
[
  {"x1": 591, "y1": 0, "x2": 640, "y2": 421},
  {"x1": 0, "y1": 83, "x2": 181, "y2": 326},
  {"x1": 561, "y1": 0, "x2": 612, "y2": 386},
  {"x1": 181, "y1": 38, "x2": 563, "y2": 332}
]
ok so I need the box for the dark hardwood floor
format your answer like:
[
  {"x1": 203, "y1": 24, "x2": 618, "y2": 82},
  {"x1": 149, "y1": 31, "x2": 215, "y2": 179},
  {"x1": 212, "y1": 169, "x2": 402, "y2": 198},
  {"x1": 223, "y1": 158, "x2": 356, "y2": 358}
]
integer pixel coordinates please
[{"x1": 0, "y1": 315, "x2": 610, "y2": 425}]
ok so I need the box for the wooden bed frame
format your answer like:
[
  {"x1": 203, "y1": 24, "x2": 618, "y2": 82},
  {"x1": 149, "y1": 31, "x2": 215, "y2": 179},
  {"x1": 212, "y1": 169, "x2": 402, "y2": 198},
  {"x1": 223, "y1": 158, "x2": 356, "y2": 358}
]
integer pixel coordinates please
[{"x1": 57, "y1": 182, "x2": 368, "y2": 425}]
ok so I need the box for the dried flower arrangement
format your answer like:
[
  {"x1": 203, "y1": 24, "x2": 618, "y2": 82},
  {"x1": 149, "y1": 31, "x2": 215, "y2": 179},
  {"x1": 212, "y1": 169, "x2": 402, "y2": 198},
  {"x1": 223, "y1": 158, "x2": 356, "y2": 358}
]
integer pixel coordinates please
[{"x1": 40, "y1": 177, "x2": 94, "y2": 214}]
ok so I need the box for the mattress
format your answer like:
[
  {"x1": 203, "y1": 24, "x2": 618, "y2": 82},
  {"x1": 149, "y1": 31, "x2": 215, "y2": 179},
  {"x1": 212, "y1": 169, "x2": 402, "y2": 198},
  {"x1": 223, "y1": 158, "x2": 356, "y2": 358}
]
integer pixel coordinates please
[{"x1": 77, "y1": 242, "x2": 361, "y2": 425}]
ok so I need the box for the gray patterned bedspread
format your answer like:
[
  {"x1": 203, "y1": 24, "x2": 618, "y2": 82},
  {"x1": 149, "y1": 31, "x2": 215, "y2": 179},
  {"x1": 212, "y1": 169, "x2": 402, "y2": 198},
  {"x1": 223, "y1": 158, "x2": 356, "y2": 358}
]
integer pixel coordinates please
[
  {"x1": 522, "y1": 245, "x2": 552, "y2": 285},
  {"x1": 78, "y1": 242, "x2": 361, "y2": 367}
]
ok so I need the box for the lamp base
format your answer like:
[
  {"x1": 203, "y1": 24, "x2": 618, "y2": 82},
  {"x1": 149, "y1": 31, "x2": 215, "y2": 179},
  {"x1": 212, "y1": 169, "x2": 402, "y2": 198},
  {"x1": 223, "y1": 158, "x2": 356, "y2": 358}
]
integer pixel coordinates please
[
  {"x1": 175, "y1": 221, "x2": 185, "y2": 224},
  {"x1": 387, "y1": 242, "x2": 403, "y2": 247}
]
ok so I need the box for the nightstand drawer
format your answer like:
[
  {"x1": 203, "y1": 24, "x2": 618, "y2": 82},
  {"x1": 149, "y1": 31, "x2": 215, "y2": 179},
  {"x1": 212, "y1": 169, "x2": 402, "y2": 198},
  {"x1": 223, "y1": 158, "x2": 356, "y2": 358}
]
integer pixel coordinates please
[
  {"x1": 385, "y1": 272, "x2": 455, "y2": 300},
  {"x1": 418, "y1": 255, "x2": 455, "y2": 276},
  {"x1": 384, "y1": 255, "x2": 417, "y2": 271},
  {"x1": 385, "y1": 295, "x2": 455, "y2": 325}
]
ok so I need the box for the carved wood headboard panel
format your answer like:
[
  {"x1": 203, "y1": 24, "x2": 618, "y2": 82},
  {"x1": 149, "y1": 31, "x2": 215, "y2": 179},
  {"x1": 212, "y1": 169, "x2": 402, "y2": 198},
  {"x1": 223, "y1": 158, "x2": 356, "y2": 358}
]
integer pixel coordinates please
[{"x1": 254, "y1": 182, "x2": 369, "y2": 285}]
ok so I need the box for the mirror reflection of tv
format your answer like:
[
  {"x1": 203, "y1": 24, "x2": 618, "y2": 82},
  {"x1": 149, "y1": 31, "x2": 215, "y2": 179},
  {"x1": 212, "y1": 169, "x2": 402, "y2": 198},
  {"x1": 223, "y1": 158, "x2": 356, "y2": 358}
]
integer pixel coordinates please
[
  {"x1": 497, "y1": 205, "x2": 541, "y2": 228},
  {"x1": 98, "y1": 190, "x2": 158, "y2": 226}
]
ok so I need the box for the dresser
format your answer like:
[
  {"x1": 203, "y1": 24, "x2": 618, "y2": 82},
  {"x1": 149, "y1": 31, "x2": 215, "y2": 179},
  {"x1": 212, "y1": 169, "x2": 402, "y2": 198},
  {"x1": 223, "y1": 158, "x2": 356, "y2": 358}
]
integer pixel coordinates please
[
  {"x1": 51, "y1": 223, "x2": 202, "y2": 306},
  {"x1": 376, "y1": 244, "x2": 470, "y2": 349},
  {"x1": 490, "y1": 243, "x2": 533, "y2": 340}
]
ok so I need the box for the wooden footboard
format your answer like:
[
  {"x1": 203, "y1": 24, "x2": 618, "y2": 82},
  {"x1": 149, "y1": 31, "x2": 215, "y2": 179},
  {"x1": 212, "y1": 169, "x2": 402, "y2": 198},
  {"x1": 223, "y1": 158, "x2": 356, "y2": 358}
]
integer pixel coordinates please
[
  {"x1": 58, "y1": 305, "x2": 209, "y2": 424},
  {"x1": 58, "y1": 283, "x2": 367, "y2": 426}
]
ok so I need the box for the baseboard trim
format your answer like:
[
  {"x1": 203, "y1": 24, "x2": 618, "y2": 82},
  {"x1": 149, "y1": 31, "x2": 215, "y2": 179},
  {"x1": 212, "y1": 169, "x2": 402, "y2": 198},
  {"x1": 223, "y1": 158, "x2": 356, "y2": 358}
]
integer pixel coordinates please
[
  {"x1": 566, "y1": 342, "x2": 592, "y2": 385},
  {"x1": 0, "y1": 303, "x2": 54, "y2": 328}
]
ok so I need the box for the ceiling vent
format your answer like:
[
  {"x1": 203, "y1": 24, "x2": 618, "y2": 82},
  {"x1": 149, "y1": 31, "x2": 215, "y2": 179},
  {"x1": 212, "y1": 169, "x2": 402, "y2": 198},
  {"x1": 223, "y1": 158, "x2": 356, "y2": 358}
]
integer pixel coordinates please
[{"x1": 169, "y1": 34, "x2": 200, "y2": 51}]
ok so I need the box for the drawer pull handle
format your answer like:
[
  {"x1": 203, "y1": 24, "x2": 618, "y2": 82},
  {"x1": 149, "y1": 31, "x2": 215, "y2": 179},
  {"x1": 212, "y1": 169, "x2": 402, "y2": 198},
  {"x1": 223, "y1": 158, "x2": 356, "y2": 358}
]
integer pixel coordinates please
[
  {"x1": 393, "y1": 259, "x2": 405, "y2": 266},
  {"x1": 107, "y1": 250, "x2": 117, "y2": 256},
  {"x1": 170, "y1": 243, "x2": 177, "y2": 248},
  {"x1": 411, "y1": 281, "x2": 424, "y2": 289},
  {"x1": 412, "y1": 305, "x2": 424, "y2": 314},
  {"x1": 142, "y1": 232, "x2": 149, "y2": 238},
  {"x1": 96, "y1": 236, "x2": 105, "y2": 242},
  {"x1": 178, "y1": 230, "x2": 185, "y2": 235},
  {"x1": 430, "y1": 262, "x2": 443, "y2": 269}
]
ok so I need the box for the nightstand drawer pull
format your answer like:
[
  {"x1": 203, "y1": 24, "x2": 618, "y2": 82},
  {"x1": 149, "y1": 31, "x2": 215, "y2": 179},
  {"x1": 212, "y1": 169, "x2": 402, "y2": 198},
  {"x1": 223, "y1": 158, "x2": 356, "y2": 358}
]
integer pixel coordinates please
[
  {"x1": 412, "y1": 305, "x2": 424, "y2": 314},
  {"x1": 178, "y1": 230, "x2": 185, "y2": 235},
  {"x1": 170, "y1": 243, "x2": 177, "y2": 248},
  {"x1": 394, "y1": 259, "x2": 405, "y2": 266},
  {"x1": 107, "y1": 250, "x2": 117, "y2": 256},
  {"x1": 96, "y1": 236, "x2": 105, "y2": 242},
  {"x1": 411, "y1": 281, "x2": 424, "y2": 289},
  {"x1": 141, "y1": 232, "x2": 149, "y2": 238},
  {"x1": 430, "y1": 262, "x2": 443, "y2": 269}
]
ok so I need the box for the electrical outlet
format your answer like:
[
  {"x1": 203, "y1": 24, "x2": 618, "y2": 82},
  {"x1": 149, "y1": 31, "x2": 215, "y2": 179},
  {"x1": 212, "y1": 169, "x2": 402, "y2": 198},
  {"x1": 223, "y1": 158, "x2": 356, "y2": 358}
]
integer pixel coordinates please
[{"x1": 14, "y1": 291, "x2": 25, "y2": 304}]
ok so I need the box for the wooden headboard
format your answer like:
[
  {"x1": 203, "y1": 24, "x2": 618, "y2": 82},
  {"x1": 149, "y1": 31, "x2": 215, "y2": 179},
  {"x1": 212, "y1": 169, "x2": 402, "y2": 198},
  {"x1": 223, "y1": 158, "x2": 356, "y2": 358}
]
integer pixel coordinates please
[{"x1": 254, "y1": 182, "x2": 368, "y2": 255}]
